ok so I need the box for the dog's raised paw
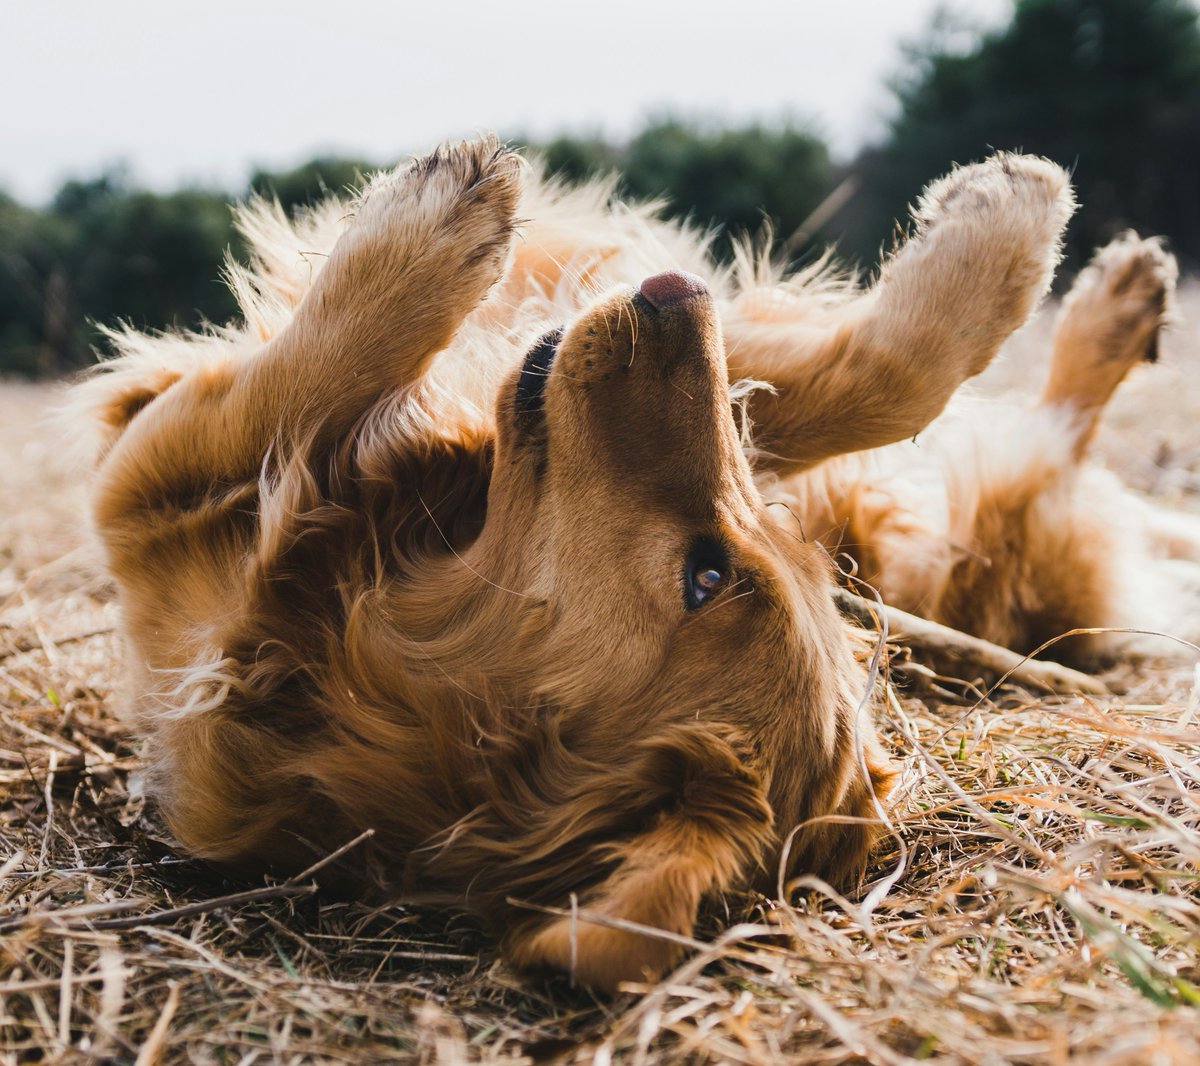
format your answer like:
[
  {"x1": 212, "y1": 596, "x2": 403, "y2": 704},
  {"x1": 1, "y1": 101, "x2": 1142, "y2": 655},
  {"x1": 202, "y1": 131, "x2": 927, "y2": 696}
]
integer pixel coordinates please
[
  {"x1": 1070, "y1": 231, "x2": 1178, "y2": 362},
  {"x1": 906, "y1": 155, "x2": 1076, "y2": 339},
  {"x1": 871, "y1": 153, "x2": 1075, "y2": 384},
  {"x1": 352, "y1": 134, "x2": 522, "y2": 289},
  {"x1": 1043, "y1": 231, "x2": 1178, "y2": 419},
  {"x1": 914, "y1": 153, "x2": 1074, "y2": 242}
]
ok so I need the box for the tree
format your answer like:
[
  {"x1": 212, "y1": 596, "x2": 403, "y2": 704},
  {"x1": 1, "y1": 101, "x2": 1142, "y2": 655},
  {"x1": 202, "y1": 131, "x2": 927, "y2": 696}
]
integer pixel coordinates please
[
  {"x1": 249, "y1": 157, "x2": 379, "y2": 215},
  {"x1": 53, "y1": 175, "x2": 239, "y2": 342},
  {"x1": 624, "y1": 121, "x2": 833, "y2": 248},
  {"x1": 0, "y1": 192, "x2": 58, "y2": 376},
  {"x1": 836, "y1": 0, "x2": 1200, "y2": 272},
  {"x1": 533, "y1": 134, "x2": 619, "y2": 186},
  {"x1": 0, "y1": 173, "x2": 239, "y2": 375},
  {"x1": 529, "y1": 120, "x2": 835, "y2": 256}
]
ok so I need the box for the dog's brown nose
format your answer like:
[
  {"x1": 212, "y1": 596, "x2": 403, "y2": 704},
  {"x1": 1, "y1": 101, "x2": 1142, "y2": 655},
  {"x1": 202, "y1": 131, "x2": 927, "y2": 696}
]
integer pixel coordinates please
[{"x1": 639, "y1": 271, "x2": 708, "y2": 310}]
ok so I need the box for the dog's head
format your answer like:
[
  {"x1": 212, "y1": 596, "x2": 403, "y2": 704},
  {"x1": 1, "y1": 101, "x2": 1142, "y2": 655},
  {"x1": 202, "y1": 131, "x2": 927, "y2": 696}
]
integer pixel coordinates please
[{"x1": 407, "y1": 272, "x2": 891, "y2": 989}]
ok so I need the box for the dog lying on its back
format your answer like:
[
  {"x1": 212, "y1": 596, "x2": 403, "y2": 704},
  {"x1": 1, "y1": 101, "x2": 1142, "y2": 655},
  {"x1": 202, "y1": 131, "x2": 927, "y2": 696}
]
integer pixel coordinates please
[{"x1": 75, "y1": 134, "x2": 1183, "y2": 991}]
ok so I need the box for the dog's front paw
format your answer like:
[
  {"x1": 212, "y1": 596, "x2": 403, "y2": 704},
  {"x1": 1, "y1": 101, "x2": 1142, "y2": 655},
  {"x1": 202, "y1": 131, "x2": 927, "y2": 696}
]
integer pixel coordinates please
[
  {"x1": 353, "y1": 134, "x2": 522, "y2": 300},
  {"x1": 914, "y1": 152, "x2": 1073, "y2": 243},
  {"x1": 884, "y1": 153, "x2": 1076, "y2": 375}
]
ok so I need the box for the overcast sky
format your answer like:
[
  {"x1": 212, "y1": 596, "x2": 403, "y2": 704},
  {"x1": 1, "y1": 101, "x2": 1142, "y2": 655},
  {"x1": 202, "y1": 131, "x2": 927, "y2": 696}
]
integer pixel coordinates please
[{"x1": 5, "y1": 0, "x2": 1010, "y2": 205}]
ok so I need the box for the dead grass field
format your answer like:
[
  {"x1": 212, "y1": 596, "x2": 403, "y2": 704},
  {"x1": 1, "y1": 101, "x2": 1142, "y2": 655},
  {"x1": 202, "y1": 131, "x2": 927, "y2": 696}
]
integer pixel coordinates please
[{"x1": 3, "y1": 287, "x2": 1200, "y2": 1064}]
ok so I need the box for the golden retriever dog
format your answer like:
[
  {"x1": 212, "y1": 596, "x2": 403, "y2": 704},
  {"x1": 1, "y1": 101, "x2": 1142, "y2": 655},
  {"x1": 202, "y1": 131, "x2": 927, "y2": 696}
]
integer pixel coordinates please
[{"x1": 73, "y1": 134, "x2": 1115, "y2": 991}]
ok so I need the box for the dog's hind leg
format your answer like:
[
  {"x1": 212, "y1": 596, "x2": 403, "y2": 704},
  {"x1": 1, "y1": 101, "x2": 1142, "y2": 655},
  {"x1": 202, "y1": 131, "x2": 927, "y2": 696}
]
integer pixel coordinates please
[
  {"x1": 1039, "y1": 231, "x2": 1176, "y2": 459},
  {"x1": 94, "y1": 136, "x2": 520, "y2": 526},
  {"x1": 1040, "y1": 232, "x2": 1200, "y2": 565},
  {"x1": 722, "y1": 154, "x2": 1074, "y2": 474}
]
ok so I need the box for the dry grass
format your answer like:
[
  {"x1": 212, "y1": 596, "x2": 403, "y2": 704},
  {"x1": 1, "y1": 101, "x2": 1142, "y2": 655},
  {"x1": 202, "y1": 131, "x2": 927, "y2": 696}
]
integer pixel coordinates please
[{"x1": 3, "y1": 288, "x2": 1200, "y2": 1064}]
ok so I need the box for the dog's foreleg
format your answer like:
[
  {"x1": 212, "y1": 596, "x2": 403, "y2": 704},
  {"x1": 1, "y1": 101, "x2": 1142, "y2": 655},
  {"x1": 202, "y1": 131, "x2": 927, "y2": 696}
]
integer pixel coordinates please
[
  {"x1": 724, "y1": 154, "x2": 1074, "y2": 473},
  {"x1": 96, "y1": 136, "x2": 520, "y2": 523}
]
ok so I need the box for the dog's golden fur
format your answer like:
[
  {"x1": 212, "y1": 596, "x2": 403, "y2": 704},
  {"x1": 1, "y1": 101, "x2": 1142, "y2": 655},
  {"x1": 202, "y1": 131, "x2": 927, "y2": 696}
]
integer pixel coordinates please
[
  {"x1": 776, "y1": 230, "x2": 1196, "y2": 661},
  {"x1": 71, "y1": 135, "x2": 1195, "y2": 991}
]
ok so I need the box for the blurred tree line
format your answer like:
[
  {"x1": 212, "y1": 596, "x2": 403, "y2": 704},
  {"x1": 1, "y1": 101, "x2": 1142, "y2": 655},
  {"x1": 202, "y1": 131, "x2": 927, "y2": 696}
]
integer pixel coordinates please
[
  {"x1": 844, "y1": 0, "x2": 1200, "y2": 272},
  {"x1": 2, "y1": 0, "x2": 1199, "y2": 377}
]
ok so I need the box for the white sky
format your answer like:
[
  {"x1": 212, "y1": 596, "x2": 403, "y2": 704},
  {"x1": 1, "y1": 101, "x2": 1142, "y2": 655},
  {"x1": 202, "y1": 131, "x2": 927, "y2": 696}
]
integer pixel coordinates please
[{"x1": 3, "y1": 0, "x2": 1010, "y2": 205}]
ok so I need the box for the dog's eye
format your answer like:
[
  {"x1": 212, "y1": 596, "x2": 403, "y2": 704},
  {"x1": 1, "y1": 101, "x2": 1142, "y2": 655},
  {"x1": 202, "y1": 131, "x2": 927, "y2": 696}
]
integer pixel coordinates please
[{"x1": 684, "y1": 538, "x2": 729, "y2": 609}]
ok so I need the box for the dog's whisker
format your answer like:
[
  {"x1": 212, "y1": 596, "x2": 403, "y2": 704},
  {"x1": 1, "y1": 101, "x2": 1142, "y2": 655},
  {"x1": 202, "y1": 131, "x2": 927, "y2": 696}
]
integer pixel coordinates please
[{"x1": 417, "y1": 492, "x2": 540, "y2": 600}]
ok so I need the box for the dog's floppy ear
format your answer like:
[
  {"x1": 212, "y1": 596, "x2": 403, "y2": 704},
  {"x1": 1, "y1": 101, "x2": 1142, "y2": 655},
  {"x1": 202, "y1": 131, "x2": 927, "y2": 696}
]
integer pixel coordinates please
[{"x1": 488, "y1": 725, "x2": 774, "y2": 992}]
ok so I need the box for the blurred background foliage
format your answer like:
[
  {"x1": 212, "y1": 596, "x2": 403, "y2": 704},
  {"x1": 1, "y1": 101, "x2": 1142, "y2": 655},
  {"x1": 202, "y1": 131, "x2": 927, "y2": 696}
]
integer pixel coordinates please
[{"x1": 3, "y1": 0, "x2": 1199, "y2": 377}]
